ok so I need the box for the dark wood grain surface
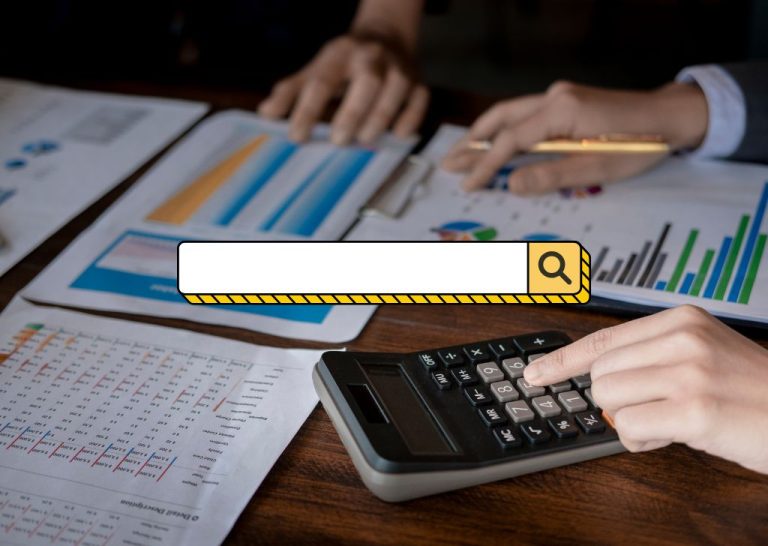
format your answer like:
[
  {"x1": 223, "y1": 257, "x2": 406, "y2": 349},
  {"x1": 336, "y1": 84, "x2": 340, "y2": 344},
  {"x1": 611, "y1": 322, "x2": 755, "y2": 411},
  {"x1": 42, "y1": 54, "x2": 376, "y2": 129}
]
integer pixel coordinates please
[{"x1": 2, "y1": 81, "x2": 767, "y2": 546}]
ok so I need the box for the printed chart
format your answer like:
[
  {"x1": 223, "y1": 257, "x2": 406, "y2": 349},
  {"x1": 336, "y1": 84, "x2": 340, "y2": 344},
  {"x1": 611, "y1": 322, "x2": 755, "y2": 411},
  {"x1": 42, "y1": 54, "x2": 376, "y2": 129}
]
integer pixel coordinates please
[
  {"x1": 594, "y1": 182, "x2": 767, "y2": 304},
  {"x1": 23, "y1": 111, "x2": 407, "y2": 341},
  {"x1": 0, "y1": 302, "x2": 323, "y2": 546}
]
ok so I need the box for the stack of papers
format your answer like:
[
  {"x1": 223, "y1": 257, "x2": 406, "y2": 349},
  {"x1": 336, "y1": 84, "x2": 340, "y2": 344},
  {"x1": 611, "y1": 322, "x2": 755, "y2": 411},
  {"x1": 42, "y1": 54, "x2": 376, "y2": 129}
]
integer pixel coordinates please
[{"x1": 0, "y1": 78, "x2": 208, "y2": 276}]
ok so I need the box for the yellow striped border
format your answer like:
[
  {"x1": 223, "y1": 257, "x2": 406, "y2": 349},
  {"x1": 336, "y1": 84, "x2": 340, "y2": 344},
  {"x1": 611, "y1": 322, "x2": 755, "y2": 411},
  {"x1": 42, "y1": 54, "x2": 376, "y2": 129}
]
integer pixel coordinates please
[{"x1": 183, "y1": 247, "x2": 590, "y2": 305}]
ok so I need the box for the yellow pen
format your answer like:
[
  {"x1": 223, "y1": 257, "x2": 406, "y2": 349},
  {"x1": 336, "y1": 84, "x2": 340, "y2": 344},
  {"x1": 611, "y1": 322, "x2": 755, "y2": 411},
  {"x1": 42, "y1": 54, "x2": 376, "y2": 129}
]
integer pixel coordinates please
[{"x1": 467, "y1": 134, "x2": 670, "y2": 154}]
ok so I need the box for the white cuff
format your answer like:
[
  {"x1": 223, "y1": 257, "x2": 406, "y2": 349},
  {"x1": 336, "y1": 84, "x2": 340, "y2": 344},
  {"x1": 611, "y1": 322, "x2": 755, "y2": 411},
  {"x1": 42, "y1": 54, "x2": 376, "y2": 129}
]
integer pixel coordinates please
[{"x1": 676, "y1": 64, "x2": 746, "y2": 158}]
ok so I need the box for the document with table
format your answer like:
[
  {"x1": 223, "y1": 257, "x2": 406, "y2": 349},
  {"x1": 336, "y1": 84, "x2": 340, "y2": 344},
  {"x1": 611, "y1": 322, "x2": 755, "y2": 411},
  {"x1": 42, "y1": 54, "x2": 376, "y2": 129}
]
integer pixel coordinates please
[
  {"x1": 0, "y1": 299, "x2": 325, "y2": 546},
  {"x1": 22, "y1": 110, "x2": 414, "y2": 342},
  {"x1": 0, "y1": 78, "x2": 208, "y2": 276},
  {"x1": 349, "y1": 125, "x2": 768, "y2": 324}
]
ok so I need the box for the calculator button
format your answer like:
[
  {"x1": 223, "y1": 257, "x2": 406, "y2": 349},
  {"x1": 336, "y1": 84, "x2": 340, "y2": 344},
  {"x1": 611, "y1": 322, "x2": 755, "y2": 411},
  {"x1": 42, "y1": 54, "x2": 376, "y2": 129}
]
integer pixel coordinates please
[
  {"x1": 438, "y1": 350, "x2": 464, "y2": 367},
  {"x1": 464, "y1": 386, "x2": 492, "y2": 406},
  {"x1": 576, "y1": 411, "x2": 606, "y2": 434},
  {"x1": 548, "y1": 380, "x2": 572, "y2": 394},
  {"x1": 548, "y1": 416, "x2": 579, "y2": 439},
  {"x1": 490, "y1": 381, "x2": 519, "y2": 403},
  {"x1": 418, "y1": 353, "x2": 438, "y2": 370},
  {"x1": 504, "y1": 400, "x2": 535, "y2": 423},
  {"x1": 501, "y1": 357, "x2": 526, "y2": 379},
  {"x1": 516, "y1": 378, "x2": 545, "y2": 398},
  {"x1": 527, "y1": 353, "x2": 546, "y2": 364},
  {"x1": 521, "y1": 423, "x2": 551, "y2": 444},
  {"x1": 451, "y1": 367, "x2": 478, "y2": 386},
  {"x1": 476, "y1": 362, "x2": 504, "y2": 384},
  {"x1": 463, "y1": 344, "x2": 491, "y2": 364},
  {"x1": 494, "y1": 427, "x2": 522, "y2": 449},
  {"x1": 488, "y1": 340, "x2": 517, "y2": 361},
  {"x1": 431, "y1": 371, "x2": 452, "y2": 390},
  {"x1": 532, "y1": 395, "x2": 561, "y2": 418},
  {"x1": 478, "y1": 406, "x2": 508, "y2": 427},
  {"x1": 514, "y1": 331, "x2": 569, "y2": 355},
  {"x1": 585, "y1": 388, "x2": 599, "y2": 408},
  {"x1": 558, "y1": 391, "x2": 588, "y2": 413},
  {"x1": 571, "y1": 374, "x2": 592, "y2": 389}
]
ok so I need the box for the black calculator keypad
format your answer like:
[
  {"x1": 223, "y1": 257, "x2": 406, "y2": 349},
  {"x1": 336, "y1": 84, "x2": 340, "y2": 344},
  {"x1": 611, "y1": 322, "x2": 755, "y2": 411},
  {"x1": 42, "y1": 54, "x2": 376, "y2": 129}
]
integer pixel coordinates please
[{"x1": 415, "y1": 331, "x2": 615, "y2": 459}]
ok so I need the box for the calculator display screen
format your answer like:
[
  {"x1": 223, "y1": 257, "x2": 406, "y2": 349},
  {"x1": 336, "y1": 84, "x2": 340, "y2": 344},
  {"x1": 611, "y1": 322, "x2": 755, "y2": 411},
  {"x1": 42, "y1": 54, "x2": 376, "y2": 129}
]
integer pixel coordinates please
[{"x1": 363, "y1": 364, "x2": 454, "y2": 455}]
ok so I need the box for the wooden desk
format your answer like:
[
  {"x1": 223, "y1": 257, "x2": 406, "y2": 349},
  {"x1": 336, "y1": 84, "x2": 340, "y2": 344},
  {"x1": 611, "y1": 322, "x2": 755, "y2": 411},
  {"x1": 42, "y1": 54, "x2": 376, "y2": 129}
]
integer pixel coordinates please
[{"x1": 2, "y1": 81, "x2": 767, "y2": 546}]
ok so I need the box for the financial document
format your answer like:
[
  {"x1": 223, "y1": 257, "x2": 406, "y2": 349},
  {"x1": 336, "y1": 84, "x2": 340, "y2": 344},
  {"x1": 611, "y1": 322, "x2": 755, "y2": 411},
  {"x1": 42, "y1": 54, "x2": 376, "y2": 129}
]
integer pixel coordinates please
[
  {"x1": 0, "y1": 78, "x2": 207, "y2": 276},
  {"x1": 0, "y1": 299, "x2": 324, "y2": 546},
  {"x1": 23, "y1": 110, "x2": 413, "y2": 341},
  {"x1": 349, "y1": 125, "x2": 768, "y2": 323}
]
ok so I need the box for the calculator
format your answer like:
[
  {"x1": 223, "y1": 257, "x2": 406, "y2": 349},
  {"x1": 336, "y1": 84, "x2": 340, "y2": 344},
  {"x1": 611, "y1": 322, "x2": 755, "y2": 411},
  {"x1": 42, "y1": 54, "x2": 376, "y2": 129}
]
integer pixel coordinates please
[{"x1": 313, "y1": 331, "x2": 624, "y2": 502}]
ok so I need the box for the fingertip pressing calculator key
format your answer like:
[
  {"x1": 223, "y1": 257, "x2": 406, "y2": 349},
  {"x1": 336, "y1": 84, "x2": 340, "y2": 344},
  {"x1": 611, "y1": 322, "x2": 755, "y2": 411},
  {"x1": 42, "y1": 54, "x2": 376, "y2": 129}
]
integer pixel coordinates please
[{"x1": 313, "y1": 331, "x2": 624, "y2": 502}]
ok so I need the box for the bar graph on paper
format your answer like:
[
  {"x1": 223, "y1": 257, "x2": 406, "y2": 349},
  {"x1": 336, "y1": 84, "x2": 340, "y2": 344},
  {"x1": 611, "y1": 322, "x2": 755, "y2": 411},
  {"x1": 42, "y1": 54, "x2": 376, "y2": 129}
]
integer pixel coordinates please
[
  {"x1": 594, "y1": 182, "x2": 768, "y2": 305},
  {"x1": 0, "y1": 318, "x2": 296, "y2": 544},
  {"x1": 145, "y1": 131, "x2": 374, "y2": 238}
]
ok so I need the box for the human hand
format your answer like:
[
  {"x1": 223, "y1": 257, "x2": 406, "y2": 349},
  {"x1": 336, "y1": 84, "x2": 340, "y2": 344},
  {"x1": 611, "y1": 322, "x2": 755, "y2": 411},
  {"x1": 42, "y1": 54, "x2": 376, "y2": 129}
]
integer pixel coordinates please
[
  {"x1": 441, "y1": 81, "x2": 708, "y2": 194},
  {"x1": 523, "y1": 305, "x2": 768, "y2": 474},
  {"x1": 258, "y1": 34, "x2": 429, "y2": 145}
]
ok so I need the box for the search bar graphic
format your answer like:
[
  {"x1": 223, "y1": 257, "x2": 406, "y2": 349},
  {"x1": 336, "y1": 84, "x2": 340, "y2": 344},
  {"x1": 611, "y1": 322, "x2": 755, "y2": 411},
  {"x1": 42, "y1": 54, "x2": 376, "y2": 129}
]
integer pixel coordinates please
[{"x1": 178, "y1": 241, "x2": 590, "y2": 304}]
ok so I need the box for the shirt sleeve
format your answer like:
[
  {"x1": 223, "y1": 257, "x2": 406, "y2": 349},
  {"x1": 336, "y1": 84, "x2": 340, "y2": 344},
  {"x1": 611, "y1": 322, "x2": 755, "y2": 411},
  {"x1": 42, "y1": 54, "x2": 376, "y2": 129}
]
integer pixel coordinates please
[{"x1": 676, "y1": 64, "x2": 747, "y2": 159}]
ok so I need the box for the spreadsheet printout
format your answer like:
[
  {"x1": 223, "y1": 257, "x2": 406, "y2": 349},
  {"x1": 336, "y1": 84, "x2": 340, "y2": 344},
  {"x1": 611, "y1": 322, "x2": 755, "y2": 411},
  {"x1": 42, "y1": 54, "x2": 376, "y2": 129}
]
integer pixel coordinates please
[{"x1": 0, "y1": 300, "x2": 324, "y2": 545}]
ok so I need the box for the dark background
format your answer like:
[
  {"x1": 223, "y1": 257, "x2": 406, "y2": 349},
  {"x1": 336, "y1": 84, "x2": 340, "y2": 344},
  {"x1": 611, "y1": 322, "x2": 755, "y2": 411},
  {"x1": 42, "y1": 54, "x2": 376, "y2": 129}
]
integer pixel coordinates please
[{"x1": 1, "y1": 0, "x2": 765, "y2": 97}]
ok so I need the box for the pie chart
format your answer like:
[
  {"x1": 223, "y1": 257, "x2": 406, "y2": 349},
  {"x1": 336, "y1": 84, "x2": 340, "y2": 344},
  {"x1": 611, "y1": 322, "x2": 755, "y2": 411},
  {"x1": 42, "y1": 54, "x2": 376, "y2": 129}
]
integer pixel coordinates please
[{"x1": 432, "y1": 221, "x2": 498, "y2": 241}]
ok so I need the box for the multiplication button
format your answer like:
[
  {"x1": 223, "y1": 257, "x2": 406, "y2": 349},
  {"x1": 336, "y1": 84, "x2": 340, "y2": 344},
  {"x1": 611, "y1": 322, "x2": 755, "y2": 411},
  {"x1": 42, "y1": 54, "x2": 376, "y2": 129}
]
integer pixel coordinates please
[{"x1": 463, "y1": 345, "x2": 490, "y2": 364}]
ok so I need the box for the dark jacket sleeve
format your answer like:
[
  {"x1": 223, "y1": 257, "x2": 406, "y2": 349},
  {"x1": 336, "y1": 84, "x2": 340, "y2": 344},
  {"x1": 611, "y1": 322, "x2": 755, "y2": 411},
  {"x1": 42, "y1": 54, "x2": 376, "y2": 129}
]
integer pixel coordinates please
[{"x1": 720, "y1": 61, "x2": 768, "y2": 163}]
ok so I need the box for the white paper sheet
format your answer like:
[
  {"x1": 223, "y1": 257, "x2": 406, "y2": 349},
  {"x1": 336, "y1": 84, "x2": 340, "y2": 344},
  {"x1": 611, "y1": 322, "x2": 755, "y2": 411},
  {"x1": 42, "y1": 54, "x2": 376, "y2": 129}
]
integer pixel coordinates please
[
  {"x1": 22, "y1": 110, "x2": 414, "y2": 342},
  {"x1": 348, "y1": 125, "x2": 768, "y2": 323},
  {"x1": 0, "y1": 78, "x2": 208, "y2": 276},
  {"x1": 0, "y1": 299, "x2": 325, "y2": 546}
]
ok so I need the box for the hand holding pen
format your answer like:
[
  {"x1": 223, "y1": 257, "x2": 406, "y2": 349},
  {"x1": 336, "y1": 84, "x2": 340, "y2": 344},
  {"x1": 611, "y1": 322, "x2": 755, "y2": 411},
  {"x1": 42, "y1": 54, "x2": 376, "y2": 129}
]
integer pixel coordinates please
[{"x1": 441, "y1": 81, "x2": 709, "y2": 194}]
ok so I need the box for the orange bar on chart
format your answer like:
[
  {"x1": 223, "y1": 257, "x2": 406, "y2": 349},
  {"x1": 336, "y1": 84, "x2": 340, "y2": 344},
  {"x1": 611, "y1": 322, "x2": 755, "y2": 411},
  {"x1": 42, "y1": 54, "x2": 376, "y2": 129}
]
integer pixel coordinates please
[{"x1": 146, "y1": 135, "x2": 268, "y2": 225}]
